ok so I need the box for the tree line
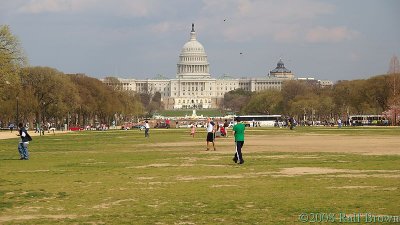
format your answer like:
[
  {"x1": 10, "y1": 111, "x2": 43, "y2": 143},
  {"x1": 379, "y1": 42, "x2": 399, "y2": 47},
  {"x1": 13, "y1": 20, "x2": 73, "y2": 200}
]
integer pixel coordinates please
[
  {"x1": 223, "y1": 75, "x2": 400, "y2": 125},
  {"x1": 1, "y1": 25, "x2": 144, "y2": 128},
  {"x1": 1, "y1": 66, "x2": 144, "y2": 128}
]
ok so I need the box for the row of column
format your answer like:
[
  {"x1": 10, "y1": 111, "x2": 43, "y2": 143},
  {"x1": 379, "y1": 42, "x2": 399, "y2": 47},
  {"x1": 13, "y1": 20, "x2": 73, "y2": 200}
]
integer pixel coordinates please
[
  {"x1": 181, "y1": 56, "x2": 206, "y2": 62},
  {"x1": 178, "y1": 65, "x2": 209, "y2": 74}
]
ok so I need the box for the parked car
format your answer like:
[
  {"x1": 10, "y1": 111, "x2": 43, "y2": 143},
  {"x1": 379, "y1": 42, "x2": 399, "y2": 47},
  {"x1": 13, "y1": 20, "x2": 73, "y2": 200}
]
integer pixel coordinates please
[
  {"x1": 133, "y1": 125, "x2": 145, "y2": 130},
  {"x1": 69, "y1": 126, "x2": 83, "y2": 131},
  {"x1": 154, "y1": 122, "x2": 168, "y2": 128},
  {"x1": 196, "y1": 123, "x2": 205, "y2": 128}
]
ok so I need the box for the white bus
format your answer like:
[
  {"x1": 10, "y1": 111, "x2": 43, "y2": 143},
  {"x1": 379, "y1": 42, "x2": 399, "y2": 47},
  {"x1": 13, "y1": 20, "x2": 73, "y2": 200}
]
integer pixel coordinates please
[
  {"x1": 234, "y1": 115, "x2": 282, "y2": 127},
  {"x1": 349, "y1": 115, "x2": 387, "y2": 126}
]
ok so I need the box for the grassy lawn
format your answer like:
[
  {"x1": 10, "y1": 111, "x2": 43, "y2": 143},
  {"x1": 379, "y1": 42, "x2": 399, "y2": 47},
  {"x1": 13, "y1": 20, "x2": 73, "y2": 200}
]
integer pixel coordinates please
[{"x1": 0, "y1": 127, "x2": 399, "y2": 224}]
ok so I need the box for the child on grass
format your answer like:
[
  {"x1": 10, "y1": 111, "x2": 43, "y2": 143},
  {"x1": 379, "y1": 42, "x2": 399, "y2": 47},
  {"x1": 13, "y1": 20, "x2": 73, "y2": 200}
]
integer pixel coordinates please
[{"x1": 190, "y1": 123, "x2": 196, "y2": 138}]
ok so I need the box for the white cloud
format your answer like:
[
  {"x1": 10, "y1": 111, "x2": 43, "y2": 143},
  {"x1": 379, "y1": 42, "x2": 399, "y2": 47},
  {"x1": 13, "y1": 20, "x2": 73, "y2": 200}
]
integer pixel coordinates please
[
  {"x1": 14, "y1": 0, "x2": 344, "y2": 45},
  {"x1": 199, "y1": 0, "x2": 336, "y2": 42},
  {"x1": 273, "y1": 27, "x2": 298, "y2": 42},
  {"x1": 17, "y1": 0, "x2": 159, "y2": 17},
  {"x1": 149, "y1": 22, "x2": 173, "y2": 33},
  {"x1": 349, "y1": 52, "x2": 361, "y2": 62},
  {"x1": 237, "y1": 0, "x2": 252, "y2": 16},
  {"x1": 18, "y1": 0, "x2": 96, "y2": 13},
  {"x1": 305, "y1": 26, "x2": 359, "y2": 43},
  {"x1": 106, "y1": 0, "x2": 159, "y2": 18},
  {"x1": 247, "y1": 0, "x2": 334, "y2": 21}
]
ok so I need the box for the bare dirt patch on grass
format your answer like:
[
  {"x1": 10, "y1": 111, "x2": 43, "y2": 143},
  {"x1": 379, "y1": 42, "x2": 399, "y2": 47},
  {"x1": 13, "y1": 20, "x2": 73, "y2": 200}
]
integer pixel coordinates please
[
  {"x1": 150, "y1": 134, "x2": 400, "y2": 155},
  {"x1": 275, "y1": 167, "x2": 400, "y2": 178},
  {"x1": 92, "y1": 198, "x2": 136, "y2": 209},
  {"x1": 173, "y1": 166, "x2": 400, "y2": 182},
  {"x1": 246, "y1": 135, "x2": 400, "y2": 155},
  {"x1": 0, "y1": 131, "x2": 70, "y2": 140},
  {"x1": 0, "y1": 214, "x2": 83, "y2": 223},
  {"x1": 277, "y1": 167, "x2": 352, "y2": 176},
  {"x1": 128, "y1": 163, "x2": 216, "y2": 168},
  {"x1": 327, "y1": 186, "x2": 398, "y2": 191}
]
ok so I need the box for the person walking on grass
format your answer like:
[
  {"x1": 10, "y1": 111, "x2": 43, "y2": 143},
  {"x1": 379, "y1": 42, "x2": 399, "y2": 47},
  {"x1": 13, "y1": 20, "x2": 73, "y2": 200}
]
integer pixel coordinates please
[
  {"x1": 190, "y1": 123, "x2": 196, "y2": 138},
  {"x1": 223, "y1": 119, "x2": 229, "y2": 137},
  {"x1": 17, "y1": 123, "x2": 31, "y2": 160},
  {"x1": 9, "y1": 122, "x2": 14, "y2": 133},
  {"x1": 144, "y1": 120, "x2": 150, "y2": 138},
  {"x1": 232, "y1": 117, "x2": 245, "y2": 164},
  {"x1": 206, "y1": 118, "x2": 216, "y2": 151}
]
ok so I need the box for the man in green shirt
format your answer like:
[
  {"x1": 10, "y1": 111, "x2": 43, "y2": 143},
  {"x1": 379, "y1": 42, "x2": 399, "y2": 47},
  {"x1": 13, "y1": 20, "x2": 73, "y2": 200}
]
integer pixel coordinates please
[{"x1": 232, "y1": 117, "x2": 245, "y2": 164}]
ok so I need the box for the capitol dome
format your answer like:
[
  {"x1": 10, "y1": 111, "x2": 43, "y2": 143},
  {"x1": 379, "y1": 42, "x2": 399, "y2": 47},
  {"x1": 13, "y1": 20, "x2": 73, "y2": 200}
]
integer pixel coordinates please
[
  {"x1": 177, "y1": 24, "x2": 210, "y2": 79},
  {"x1": 181, "y1": 33, "x2": 205, "y2": 54}
]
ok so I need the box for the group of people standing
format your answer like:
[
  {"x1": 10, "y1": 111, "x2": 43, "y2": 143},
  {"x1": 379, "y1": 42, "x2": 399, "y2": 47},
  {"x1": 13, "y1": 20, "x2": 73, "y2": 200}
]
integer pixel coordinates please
[
  {"x1": 155, "y1": 117, "x2": 245, "y2": 164},
  {"x1": 205, "y1": 118, "x2": 245, "y2": 164}
]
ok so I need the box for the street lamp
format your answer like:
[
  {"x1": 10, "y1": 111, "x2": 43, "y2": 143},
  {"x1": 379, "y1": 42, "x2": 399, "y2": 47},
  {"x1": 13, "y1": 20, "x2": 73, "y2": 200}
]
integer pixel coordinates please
[
  {"x1": 42, "y1": 101, "x2": 46, "y2": 113},
  {"x1": 41, "y1": 101, "x2": 45, "y2": 136},
  {"x1": 16, "y1": 96, "x2": 19, "y2": 125}
]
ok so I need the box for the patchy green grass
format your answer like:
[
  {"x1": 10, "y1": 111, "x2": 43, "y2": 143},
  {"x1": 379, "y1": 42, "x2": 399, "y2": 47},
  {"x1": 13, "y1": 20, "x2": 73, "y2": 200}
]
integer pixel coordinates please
[{"x1": 0, "y1": 127, "x2": 399, "y2": 224}]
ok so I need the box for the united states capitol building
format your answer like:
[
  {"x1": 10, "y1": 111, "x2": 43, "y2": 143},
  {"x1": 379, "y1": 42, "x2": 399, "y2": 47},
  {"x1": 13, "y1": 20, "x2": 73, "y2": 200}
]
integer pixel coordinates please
[{"x1": 103, "y1": 24, "x2": 332, "y2": 109}]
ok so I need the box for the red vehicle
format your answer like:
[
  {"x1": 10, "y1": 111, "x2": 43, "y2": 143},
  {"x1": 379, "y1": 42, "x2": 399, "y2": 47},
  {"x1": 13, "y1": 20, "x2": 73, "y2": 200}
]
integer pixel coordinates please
[{"x1": 69, "y1": 126, "x2": 83, "y2": 131}]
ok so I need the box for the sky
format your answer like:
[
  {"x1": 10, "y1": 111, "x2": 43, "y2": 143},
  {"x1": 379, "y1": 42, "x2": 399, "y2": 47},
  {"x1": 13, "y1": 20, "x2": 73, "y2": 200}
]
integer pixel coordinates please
[{"x1": 1, "y1": 0, "x2": 399, "y2": 81}]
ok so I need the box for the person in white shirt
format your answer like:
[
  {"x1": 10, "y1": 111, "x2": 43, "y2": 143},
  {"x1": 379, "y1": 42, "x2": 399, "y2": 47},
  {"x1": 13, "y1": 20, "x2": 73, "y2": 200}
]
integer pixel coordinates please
[
  {"x1": 144, "y1": 120, "x2": 150, "y2": 138},
  {"x1": 206, "y1": 118, "x2": 216, "y2": 151},
  {"x1": 337, "y1": 118, "x2": 342, "y2": 128}
]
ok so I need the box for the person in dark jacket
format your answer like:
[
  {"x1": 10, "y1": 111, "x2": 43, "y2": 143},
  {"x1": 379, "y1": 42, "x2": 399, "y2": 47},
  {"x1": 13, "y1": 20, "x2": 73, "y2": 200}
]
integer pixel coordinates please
[{"x1": 17, "y1": 123, "x2": 30, "y2": 160}]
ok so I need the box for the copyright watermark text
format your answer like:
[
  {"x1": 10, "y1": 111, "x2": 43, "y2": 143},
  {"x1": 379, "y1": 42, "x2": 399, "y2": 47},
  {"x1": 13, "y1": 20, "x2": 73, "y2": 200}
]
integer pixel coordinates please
[{"x1": 299, "y1": 212, "x2": 400, "y2": 223}]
